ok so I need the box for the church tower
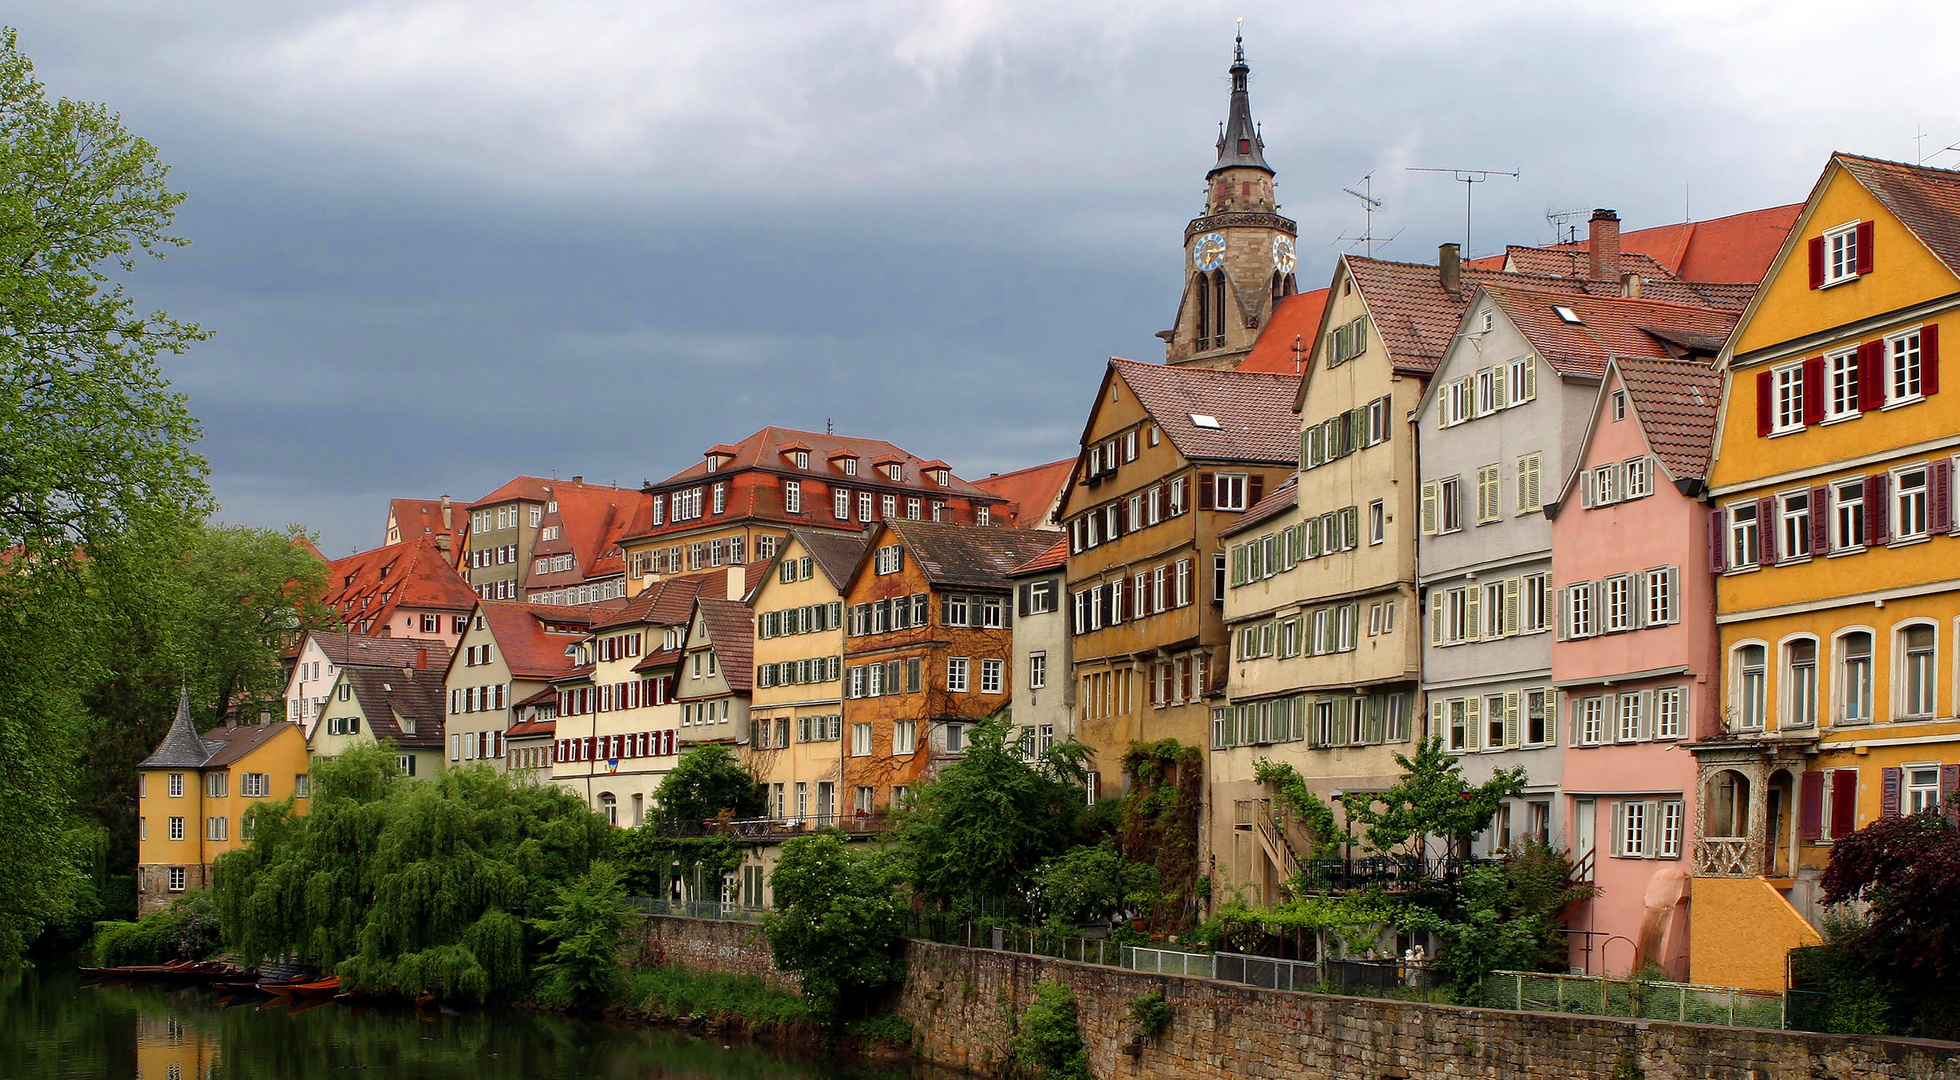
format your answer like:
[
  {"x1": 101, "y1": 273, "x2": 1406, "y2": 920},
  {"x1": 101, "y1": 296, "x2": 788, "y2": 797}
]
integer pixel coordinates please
[{"x1": 1162, "y1": 31, "x2": 1298, "y2": 368}]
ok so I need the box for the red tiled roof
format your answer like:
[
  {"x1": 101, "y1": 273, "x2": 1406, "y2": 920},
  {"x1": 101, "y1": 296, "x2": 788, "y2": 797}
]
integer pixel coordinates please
[
  {"x1": 693, "y1": 598, "x2": 755, "y2": 693},
  {"x1": 307, "y1": 633, "x2": 452, "y2": 672},
  {"x1": 1008, "y1": 536, "x2": 1068, "y2": 577},
  {"x1": 1340, "y1": 257, "x2": 1569, "y2": 376},
  {"x1": 1547, "y1": 203, "x2": 1802, "y2": 283},
  {"x1": 1614, "y1": 357, "x2": 1724, "y2": 481},
  {"x1": 1502, "y1": 247, "x2": 1678, "y2": 284},
  {"x1": 1236, "y1": 288, "x2": 1331, "y2": 375},
  {"x1": 524, "y1": 481, "x2": 651, "y2": 589},
  {"x1": 513, "y1": 685, "x2": 558, "y2": 709},
  {"x1": 592, "y1": 570, "x2": 726, "y2": 630},
  {"x1": 200, "y1": 721, "x2": 302, "y2": 770},
  {"x1": 1834, "y1": 154, "x2": 1960, "y2": 279},
  {"x1": 882, "y1": 520, "x2": 1066, "y2": 590},
  {"x1": 322, "y1": 535, "x2": 478, "y2": 632},
  {"x1": 1221, "y1": 475, "x2": 1299, "y2": 538},
  {"x1": 1108, "y1": 359, "x2": 1302, "y2": 466},
  {"x1": 632, "y1": 647, "x2": 685, "y2": 673},
  {"x1": 477, "y1": 601, "x2": 604, "y2": 679},
  {"x1": 651, "y1": 426, "x2": 997, "y2": 500},
  {"x1": 1483, "y1": 287, "x2": 1739, "y2": 380},
  {"x1": 386, "y1": 497, "x2": 466, "y2": 550},
  {"x1": 469, "y1": 475, "x2": 554, "y2": 509},
  {"x1": 971, "y1": 458, "x2": 1074, "y2": 529},
  {"x1": 506, "y1": 717, "x2": 555, "y2": 738}
]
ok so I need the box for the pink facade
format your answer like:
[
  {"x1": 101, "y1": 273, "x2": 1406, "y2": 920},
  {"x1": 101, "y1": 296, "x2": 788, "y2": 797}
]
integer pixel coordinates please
[{"x1": 1550, "y1": 364, "x2": 1722, "y2": 979}]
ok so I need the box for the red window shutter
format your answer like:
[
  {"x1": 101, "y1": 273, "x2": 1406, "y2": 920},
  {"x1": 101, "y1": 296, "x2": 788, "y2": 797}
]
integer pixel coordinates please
[
  {"x1": 1931, "y1": 459, "x2": 1953, "y2": 534},
  {"x1": 1868, "y1": 472, "x2": 1891, "y2": 545},
  {"x1": 1924, "y1": 323, "x2": 1941, "y2": 395},
  {"x1": 1803, "y1": 357, "x2": 1825, "y2": 423},
  {"x1": 1757, "y1": 496, "x2": 1778, "y2": 563},
  {"x1": 1247, "y1": 473, "x2": 1265, "y2": 507},
  {"x1": 1831, "y1": 771, "x2": 1859, "y2": 837},
  {"x1": 1880, "y1": 766, "x2": 1903, "y2": 819},
  {"x1": 1807, "y1": 236, "x2": 1825, "y2": 289},
  {"x1": 1859, "y1": 342, "x2": 1884, "y2": 411},
  {"x1": 1798, "y1": 771, "x2": 1824, "y2": 841},
  {"x1": 1809, "y1": 485, "x2": 1831, "y2": 553},
  {"x1": 1944, "y1": 764, "x2": 1960, "y2": 822},
  {"x1": 1856, "y1": 221, "x2": 1875, "y2": 275},
  {"x1": 1708, "y1": 508, "x2": 1728, "y2": 573},
  {"x1": 1755, "y1": 370, "x2": 1774, "y2": 436},
  {"x1": 1196, "y1": 473, "x2": 1215, "y2": 510}
]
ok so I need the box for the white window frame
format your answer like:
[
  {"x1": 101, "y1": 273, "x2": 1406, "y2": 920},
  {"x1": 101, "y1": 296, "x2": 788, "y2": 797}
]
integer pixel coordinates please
[
  {"x1": 947, "y1": 657, "x2": 970, "y2": 692},
  {"x1": 1726, "y1": 499, "x2": 1760, "y2": 568},
  {"x1": 1655, "y1": 686, "x2": 1684, "y2": 740},
  {"x1": 1732, "y1": 641, "x2": 1769, "y2": 732},
  {"x1": 1836, "y1": 627, "x2": 1877, "y2": 724},
  {"x1": 1893, "y1": 463, "x2": 1931, "y2": 541},
  {"x1": 1897, "y1": 620, "x2": 1939, "y2": 721},
  {"x1": 1886, "y1": 327, "x2": 1924, "y2": 406},
  {"x1": 1823, "y1": 221, "x2": 1861, "y2": 286},
  {"x1": 1826, "y1": 347, "x2": 1861, "y2": 421},
  {"x1": 1771, "y1": 362, "x2": 1805, "y2": 434},
  {"x1": 1833, "y1": 478, "x2": 1866, "y2": 552}
]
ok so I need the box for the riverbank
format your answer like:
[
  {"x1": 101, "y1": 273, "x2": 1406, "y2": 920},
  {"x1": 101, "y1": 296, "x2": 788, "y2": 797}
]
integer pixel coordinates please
[
  {"x1": 611, "y1": 963, "x2": 914, "y2": 1067},
  {"x1": 638, "y1": 913, "x2": 1960, "y2": 1080}
]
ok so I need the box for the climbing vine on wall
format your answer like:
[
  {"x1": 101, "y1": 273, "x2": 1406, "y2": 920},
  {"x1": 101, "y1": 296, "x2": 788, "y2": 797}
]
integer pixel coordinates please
[{"x1": 1118, "y1": 739, "x2": 1203, "y2": 930}]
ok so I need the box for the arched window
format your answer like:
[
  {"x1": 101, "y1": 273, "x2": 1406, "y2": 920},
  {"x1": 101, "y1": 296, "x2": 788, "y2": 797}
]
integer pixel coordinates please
[
  {"x1": 1193, "y1": 274, "x2": 1210, "y2": 349},
  {"x1": 1731, "y1": 643, "x2": 1767, "y2": 731},
  {"x1": 1836, "y1": 629, "x2": 1875, "y2": 723},
  {"x1": 1897, "y1": 621, "x2": 1938, "y2": 720},
  {"x1": 1270, "y1": 272, "x2": 1285, "y2": 310},
  {"x1": 598, "y1": 791, "x2": 618, "y2": 826},
  {"x1": 1210, "y1": 271, "x2": 1228, "y2": 346},
  {"x1": 1782, "y1": 636, "x2": 1818, "y2": 729},
  {"x1": 1707, "y1": 770, "x2": 1751, "y2": 838}
]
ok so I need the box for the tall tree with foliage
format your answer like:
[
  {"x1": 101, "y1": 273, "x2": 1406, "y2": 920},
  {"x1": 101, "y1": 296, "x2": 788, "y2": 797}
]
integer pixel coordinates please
[
  {"x1": 530, "y1": 861, "x2": 633, "y2": 1007},
  {"x1": 652, "y1": 744, "x2": 765, "y2": 828},
  {"x1": 214, "y1": 748, "x2": 612, "y2": 1001},
  {"x1": 763, "y1": 831, "x2": 907, "y2": 1019},
  {"x1": 1342, "y1": 736, "x2": 1525, "y2": 876},
  {"x1": 892, "y1": 715, "x2": 1091, "y2": 914},
  {"x1": 0, "y1": 26, "x2": 211, "y2": 955}
]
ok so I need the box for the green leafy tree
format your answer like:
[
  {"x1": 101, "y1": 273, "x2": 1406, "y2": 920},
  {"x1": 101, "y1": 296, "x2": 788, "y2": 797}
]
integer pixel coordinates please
[
  {"x1": 1031, "y1": 841, "x2": 1159, "y2": 931},
  {"x1": 1342, "y1": 736, "x2": 1526, "y2": 876},
  {"x1": 763, "y1": 831, "x2": 907, "y2": 1019},
  {"x1": 652, "y1": 745, "x2": 764, "y2": 829},
  {"x1": 214, "y1": 747, "x2": 611, "y2": 1001},
  {"x1": 1404, "y1": 841, "x2": 1594, "y2": 995},
  {"x1": 530, "y1": 861, "x2": 633, "y2": 1007},
  {"x1": 0, "y1": 26, "x2": 211, "y2": 954},
  {"x1": 1010, "y1": 979, "x2": 1092, "y2": 1080},
  {"x1": 892, "y1": 715, "x2": 1091, "y2": 913}
]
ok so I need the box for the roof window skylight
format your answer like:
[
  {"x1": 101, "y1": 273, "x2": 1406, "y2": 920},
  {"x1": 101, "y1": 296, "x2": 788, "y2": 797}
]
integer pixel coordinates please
[
  {"x1": 1553, "y1": 305, "x2": 1583, "y2": 325},
  {"x1": 1189, "y1": 413, "x2": 1222, "y2": 429}
]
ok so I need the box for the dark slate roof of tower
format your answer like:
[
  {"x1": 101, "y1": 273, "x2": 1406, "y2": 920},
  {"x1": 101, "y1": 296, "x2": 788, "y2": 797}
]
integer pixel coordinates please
[
  {"x1": 140, "y1": 690, "x2": 215, "y2": 769},
  {"x1": 1209, "y1": 30, "x2": 1270, "y2": 177}
]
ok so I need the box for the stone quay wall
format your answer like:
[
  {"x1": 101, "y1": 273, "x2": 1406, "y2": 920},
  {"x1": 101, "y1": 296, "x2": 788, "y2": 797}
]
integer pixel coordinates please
[{"x1": 640, "y1": 915, "x2": 1960, "y2": 1079}]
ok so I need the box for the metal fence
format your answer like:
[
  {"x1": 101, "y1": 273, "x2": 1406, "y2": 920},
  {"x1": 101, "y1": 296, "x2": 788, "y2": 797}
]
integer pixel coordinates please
[
  {"x1": 1216, "y1": 952, "x2": 1320, "y2": 991},
  {"x1": 1483, "y1": 970, "x2": 1787, "y2": 1030},
  {"x1": 630, "y1": 897, "x2": 766, "y2": 922},
  {"x1": 1122, "y1": 945, "x2": 1214, "y2": 979}
]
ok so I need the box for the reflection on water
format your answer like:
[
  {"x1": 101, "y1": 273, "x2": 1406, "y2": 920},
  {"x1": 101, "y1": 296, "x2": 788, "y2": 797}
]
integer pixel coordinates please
[{"x1": 1, "y1": 966, "x2": 916, "y2": 1080}]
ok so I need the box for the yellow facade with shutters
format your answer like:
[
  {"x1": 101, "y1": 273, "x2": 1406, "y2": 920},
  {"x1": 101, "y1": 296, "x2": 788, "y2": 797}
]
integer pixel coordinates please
[
  {"x1": 136, "y1": 722, "x2": 311, "y2": 916},
  {"x1": 1692, "y1": 154, "x2": 1960, "y2": 990}
]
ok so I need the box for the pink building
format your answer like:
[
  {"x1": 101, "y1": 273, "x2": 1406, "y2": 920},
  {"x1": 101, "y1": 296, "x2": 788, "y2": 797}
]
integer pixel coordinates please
[{"x1": 1548, "y1": 354, "x2": 1725, "y2": 979}]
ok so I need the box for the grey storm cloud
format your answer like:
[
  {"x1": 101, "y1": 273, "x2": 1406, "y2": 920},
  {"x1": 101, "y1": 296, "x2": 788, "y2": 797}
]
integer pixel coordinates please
[{"x1": 11, "y1": 0, "x2": 1958, "y2": 555}]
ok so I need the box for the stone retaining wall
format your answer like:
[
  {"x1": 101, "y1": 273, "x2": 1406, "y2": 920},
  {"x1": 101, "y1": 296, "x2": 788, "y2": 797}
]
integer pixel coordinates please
[{"x1": 640, "y1": 915, "x2": 1960, "y2": 1079}]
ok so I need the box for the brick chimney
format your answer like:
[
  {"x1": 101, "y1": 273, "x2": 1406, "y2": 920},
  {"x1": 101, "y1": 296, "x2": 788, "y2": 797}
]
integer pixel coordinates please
[
  {"x1": 1588, "y1": 209, "x2": 1621, "y2": 281},
  {"x1": 440, "y1": 494, "x2": 452, "y2": 530},
  {"x1": 1438, "y1": 243, "x2": 1462, "y2": 299},
  {"x1": 414, "y1": 647, "x2": 428, "y2": 670}
]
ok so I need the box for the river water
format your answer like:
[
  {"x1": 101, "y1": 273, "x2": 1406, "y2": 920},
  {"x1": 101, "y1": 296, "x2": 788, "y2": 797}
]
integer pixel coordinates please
[{"x1": 1, "y1": 965, "x2": 913, "y2": 1080}]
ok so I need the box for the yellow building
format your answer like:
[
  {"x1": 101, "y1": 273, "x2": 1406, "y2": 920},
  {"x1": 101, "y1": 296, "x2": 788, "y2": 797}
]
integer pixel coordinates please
[
  {"x1": 1694, "y1": 153, "x2": 1960, "y2": 990},
  {"x1": 135, "y1": 693, "x2": 310, "y2": 915}
]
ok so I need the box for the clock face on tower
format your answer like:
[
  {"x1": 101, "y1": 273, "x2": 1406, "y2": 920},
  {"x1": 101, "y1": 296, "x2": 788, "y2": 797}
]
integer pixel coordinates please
[
  {"x1": 1271, "y1": 236, "x2": 1297, "y2": 275},
  {"x1": 1191, "y1": 233, "x2": 1226, "y2": 272}
]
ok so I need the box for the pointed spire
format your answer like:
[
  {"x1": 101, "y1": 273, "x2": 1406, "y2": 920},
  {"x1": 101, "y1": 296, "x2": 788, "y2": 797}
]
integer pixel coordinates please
[
  {"x1": 140, "y1": 688, "x2": 215, "y2": 769},
  {"x1": 1210, "y1": 20, "x2": 1271, "y2": 178}
]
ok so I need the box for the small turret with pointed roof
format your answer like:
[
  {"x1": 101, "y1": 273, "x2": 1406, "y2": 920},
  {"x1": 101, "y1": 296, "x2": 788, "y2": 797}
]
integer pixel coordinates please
[
  {"x1": 1210, "y1": 24, "x2": 1271, "y2": 179},
  {"x1": 140, "y1": 688, "x2": 214, "y2": 769}
]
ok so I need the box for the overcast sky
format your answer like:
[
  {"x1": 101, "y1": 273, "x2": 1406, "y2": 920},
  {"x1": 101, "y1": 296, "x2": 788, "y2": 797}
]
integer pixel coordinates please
[{"x1": 15, "y1": 1, "x2": 1960, "y2": 556}]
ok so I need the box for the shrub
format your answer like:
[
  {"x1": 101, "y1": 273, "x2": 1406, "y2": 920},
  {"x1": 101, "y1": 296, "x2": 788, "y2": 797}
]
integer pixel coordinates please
[
  {"x1": 1012, "y1": 978, "x2": 1092, "y2": 1080},
  {"x1": 626, "y1": 965, "x2": 817, "y2": 1027},
  {"x1": 1129, "y1": 991, "x2": 1172, "y2": 1040},
  {"x1": 88, "y1": 892, "x2": 221, "y2": 965},
  {"x1": 530, "y1": 861, "x2": 632, "y2": 1008}
]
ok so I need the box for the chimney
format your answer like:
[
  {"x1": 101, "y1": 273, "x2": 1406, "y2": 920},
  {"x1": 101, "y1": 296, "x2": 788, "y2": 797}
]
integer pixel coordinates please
[
  {"x1": 1588, "y1": 209, "x2": 1621, "y2": 281},
  {"x1": 571, "y1": 475, "x2": 584, "y2": 485},
  {"x1": 432, "y1": 533, "x2": 452, "y2": 555},
  {"x1": 440, "y1": 494, "x2": 452, "y2": 530},
  {"x1": 1438, "y1": 243, "x2": 1462, "y2": 299},
  {"x1": 1620, "y1": 272, "x2": 1642, "y2": 299},
  {"x1": 414, "y1": 647, "x2": 428, "y2": 670},
  {"x1": 727, "y1": 565, "x2": 746, "y2": 598}
]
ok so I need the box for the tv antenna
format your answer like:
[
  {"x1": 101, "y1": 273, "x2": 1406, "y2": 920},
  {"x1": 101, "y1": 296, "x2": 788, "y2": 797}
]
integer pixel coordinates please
[
  {"x1": 1407, "y1": 167, "x2": 1519, "y2": 257},
  {"x1": 1335, "y1": 173, "x2": 1402, "y2": 257},
  {"x1": 1545, "y1": 207, "x2": 1587, "y2": 245}
]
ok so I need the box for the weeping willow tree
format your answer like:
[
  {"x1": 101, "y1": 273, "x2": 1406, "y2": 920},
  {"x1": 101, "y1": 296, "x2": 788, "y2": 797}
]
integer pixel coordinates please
[{"x1": 213, "y1": 745, "x2": 611, "y2": 1001}]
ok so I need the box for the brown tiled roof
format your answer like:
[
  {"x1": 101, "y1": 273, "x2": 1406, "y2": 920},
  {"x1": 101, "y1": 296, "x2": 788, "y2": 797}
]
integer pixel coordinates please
[
  {"x1": 1221, "y1": 475, "x2": 1299, "y2": 538},
  {"x1": 1834, "y1": 154, "x2": 1960, "y2": 279},
  {"x1": 386, "y1": 497, "x2": 467, "y2": 550},
  {"x1": 346, "y1": 667, "x2": 445, "y2": 751},
  {"x1": 1008, "y1": 536, "x2": 1068, "y2": 577},
  {"x1": 971, "y1": 459, "x2": 1074, "y2": 529},
  {"x1": 1237, "y1": 288, "x2": 1331, "y2": 375},
  {"x1": 632, "y1": 647, "x2": 685, "y2": 673},
  {"x1": 591, "y1": 570, "x2": 725, "y2": 630},
  {"x1": 1483, "y1": 287, "x2": 1739, "y2": 379},
  {"x1": 884, "y1": 521, "x2": 1064, "y2": 590},
  {"x1": 201, "y1": 721, "x2": 302, "y2": 770},
  {"x1": 310, "y1": 634, "x2": 452, "y2": 672},
  {"x1": 506, "y1": 717, "x2": 555, "y2": 738},
  {"x1": 1614, "y1": 357, "x2": 1724, "y2": 481},
  {"x1": 793, "y1": 527, "x2": 873, "y2": 590},
  {"x1": 468, "y1": 475, "x2": 556, "y2": 509},
  {"x1": 524, "y1": 481, "x2": 651, "y2": 588},
  {"x1": 694, "y1": 599, "x2": 755, "y2": 693},
  {"x1": 1108, "y1": 359, "x2": 1302, "y2": 466},
  {"x1": 322, "y1": 535, "x2": 478, "y2": 631},
  {"x1": 1503, "y1": 247, "x2": 1678, "y2": 283},
  {"x1": 477, "y1": 601, "x2": 602, "y2": 679},
  {"x1": 513, "y1": 685, "x2": 558, "y2": 709},
  {"x1": 651, "y1": 426, "x2": 997, "y2": 499}
]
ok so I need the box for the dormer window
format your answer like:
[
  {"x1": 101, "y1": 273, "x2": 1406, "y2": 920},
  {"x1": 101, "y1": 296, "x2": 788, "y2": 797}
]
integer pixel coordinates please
[
  {"x1": 705, "y1": 458, "x2": 718, "y2": 473},
  {"x1": 547, "y1": 500, "x2": 558, "y2": 513},
  {"x1": 843, "y1": 459, "x2": 857, "y2": 477},
  {"x1": 887, "y1": 464, "x2": 903, "y2": 482},
  {"x1": 795, "y1": 451, "x2": 809, "y2": 469}
]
